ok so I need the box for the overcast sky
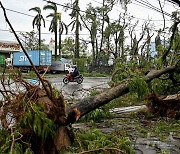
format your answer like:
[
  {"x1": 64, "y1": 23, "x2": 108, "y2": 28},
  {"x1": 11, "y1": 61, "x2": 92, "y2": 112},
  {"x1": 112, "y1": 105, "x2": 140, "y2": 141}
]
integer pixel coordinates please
[{"x1": 0, "y1": 0, "x2": 179, "y2": 45}]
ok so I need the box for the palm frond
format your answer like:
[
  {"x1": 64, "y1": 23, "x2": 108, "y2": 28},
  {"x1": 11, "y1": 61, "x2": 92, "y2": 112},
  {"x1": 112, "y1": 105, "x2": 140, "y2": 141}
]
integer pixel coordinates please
[
  {"x1": 68, "y1": 20, "x2": 75, "y2": 27},
  {"x1": 43, "y1": 2, "x2": 57, "y2": 12},
  {"x1": 32, "y1": 15, "x2": 39, "y2": 29},
  {"x1": 62, "y1": 23, "x2": 68, "y2": 35},
  {"x1": 71, "y1": 22, "x2": 76, "y2": 31},
  {"x1": 29, "y1": 7, "x2": 41, "y2": 13},
  {"x1": 46, "y1": 13, "x2": 55, "y2": 18},
  {"x1": 41, "y1": 16, "x2": 46, "y2": 27}
]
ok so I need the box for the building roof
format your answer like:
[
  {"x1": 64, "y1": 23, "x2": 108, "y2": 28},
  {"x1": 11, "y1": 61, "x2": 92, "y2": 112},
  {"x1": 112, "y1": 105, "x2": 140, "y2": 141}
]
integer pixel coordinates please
[{"x1": 0, "y1": 40, "x2": 20, "y2": 53}]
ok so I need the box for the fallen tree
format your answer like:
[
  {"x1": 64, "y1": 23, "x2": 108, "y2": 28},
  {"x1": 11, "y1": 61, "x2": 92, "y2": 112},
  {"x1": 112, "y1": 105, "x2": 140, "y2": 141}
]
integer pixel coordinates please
[
  {"x1": 67, "y1": 65, "x2": 177, "y2": 123},
  {"x1": 0, "y1": 65, "x2": 178, "y2": 153}
]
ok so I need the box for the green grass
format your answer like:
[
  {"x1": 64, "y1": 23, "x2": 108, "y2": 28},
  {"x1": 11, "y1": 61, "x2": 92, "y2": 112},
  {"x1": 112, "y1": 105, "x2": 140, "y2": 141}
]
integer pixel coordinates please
[{"x1": 66, "y1": 128, "x2": 134, "y2": 154}]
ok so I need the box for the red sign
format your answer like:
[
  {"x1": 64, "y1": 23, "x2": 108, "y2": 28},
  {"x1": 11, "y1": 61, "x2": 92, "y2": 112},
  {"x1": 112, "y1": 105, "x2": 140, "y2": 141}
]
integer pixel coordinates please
[{"x1": 0, "y1": 42, "x2": 20, "y2": 51}]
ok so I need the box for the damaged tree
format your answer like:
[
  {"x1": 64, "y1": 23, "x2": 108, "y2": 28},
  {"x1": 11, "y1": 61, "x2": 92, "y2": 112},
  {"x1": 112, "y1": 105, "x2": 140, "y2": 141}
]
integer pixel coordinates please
[
  {"x1": 147, "y1": 93, "x2": 180, "y2": 119},
  {"x1": 67, "y1": 65, "x2": 178, "y2": 121},
  {"x1": 0, "y1": 65, "x2": 179, "y2": 153},
  {"x1": 0, "y1": 2, "x2": 180, "y2": 154}
]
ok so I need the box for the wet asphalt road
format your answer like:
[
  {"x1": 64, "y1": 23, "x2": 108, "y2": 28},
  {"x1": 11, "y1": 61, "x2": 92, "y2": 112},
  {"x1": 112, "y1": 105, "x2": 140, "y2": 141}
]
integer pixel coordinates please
[
  {"x1": 47, "y1": 76, "x2": 111, "y2": 100},
  {"x1": 0, "y1": 76, "x2": 111, "y2": 100}
]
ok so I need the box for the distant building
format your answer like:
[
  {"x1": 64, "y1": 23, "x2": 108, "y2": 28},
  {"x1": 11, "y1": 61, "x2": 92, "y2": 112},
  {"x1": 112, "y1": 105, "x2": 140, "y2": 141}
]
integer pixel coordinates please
[
  {"x1": 149, "y1": 42, "x2": 157, "y2": 57},
  {"x1": 0, "y1": 40, "x2": 20, "y2": 57},
  {"x1": 49, "y1": 38, "x2": 59, "y2": 56},
  {"x1": 0, "y1": 40, "x2": 21, "y2": 65}
]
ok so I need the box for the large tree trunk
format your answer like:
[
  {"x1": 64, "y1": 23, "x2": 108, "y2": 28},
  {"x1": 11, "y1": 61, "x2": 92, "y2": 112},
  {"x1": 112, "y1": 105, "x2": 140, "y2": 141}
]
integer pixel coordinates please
[{"x1": 67, "y1": 66, "x2": 177, "y2": 124}]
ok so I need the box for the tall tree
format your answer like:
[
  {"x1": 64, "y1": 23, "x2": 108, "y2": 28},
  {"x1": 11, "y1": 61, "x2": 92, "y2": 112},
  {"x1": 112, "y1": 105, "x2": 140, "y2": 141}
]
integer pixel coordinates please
[
  {"x1": 161, "y1": 11, "x2": 180, "y2": 66},
  {"x1": 80, "y1": 3, "x2": 99, "y2": 66},
  {"x1": 29, "y1": 7, "x2": 45, "y2": 50},
  {"x1": 57, "y1": 13, "x2": 68, "y2": 58},
  {"x1": 69, "y1": 0, "x2": 82, "y2": 58},
  {"x1": 43, "y1": 1, "x2": 58, "y2": 60},
  {"x1": 98, "y1": 0, "x2": 113, "y2": 54}
]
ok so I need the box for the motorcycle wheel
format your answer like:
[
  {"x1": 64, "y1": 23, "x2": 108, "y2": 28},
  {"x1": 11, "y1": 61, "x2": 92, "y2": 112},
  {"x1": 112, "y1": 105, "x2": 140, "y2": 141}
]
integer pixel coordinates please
[
  {"x1": 63, "y1": 78, "x2": 69, "y2": 84},
  {"x1": 77, "y1": 77, "x2": 83, "y2": 84}
]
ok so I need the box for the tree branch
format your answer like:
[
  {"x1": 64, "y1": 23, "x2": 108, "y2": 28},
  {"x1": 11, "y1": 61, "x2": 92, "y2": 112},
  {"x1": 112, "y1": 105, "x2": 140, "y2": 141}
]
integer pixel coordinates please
[{"x1": 67, "y1": 66, "x2": 177, "y2": 124}]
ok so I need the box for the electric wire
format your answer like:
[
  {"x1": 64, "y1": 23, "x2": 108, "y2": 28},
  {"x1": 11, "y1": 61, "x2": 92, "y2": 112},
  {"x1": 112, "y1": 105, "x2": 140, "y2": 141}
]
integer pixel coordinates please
[
  {"x1": 134, "y1": 0, "x2": 172, "y2": 17},
  {"x1": 0, "y1": 0, "x2": 177, "y2": 42}
]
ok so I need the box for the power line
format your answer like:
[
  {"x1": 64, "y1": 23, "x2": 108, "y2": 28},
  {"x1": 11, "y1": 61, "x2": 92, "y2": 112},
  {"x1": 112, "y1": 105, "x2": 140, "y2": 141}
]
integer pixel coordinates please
[
  {"x1": 134, "y1": 0, "x2": 172, "y2": 17},
  {"x1": 92, "y1": 0, "x2": 174, "y2": 21},
  {"x1": 0, "y1": 6, "x2": 51, "y2": 22},
  {"x1": 0, "y1": 0, "x2": 175, "y2": 40},
  {"x1": 131, "y1": 2, "x2": 172, "y2": 21},
  {"x1": 1, "y1": 0, "x2": 173, "y2": 28},
  {"x1": 0, "y1": 28, "x2": 91, "y2": 36}
]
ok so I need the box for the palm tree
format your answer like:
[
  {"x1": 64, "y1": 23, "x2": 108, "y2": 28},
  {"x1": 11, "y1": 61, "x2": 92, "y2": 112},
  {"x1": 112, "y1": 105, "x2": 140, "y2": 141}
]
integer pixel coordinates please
[
  {"x1": 57, "y1": 13, "x2": 68, "y2": 58},
  {"x1": 69, "y1": 0, "x2": 82, "y2": 58},
  {"x1": 29, "y1": 7, "x2": 45, "y2": 50},
  {"x1": 43, "y1": 1, "x2": 58, "y2": 60}
]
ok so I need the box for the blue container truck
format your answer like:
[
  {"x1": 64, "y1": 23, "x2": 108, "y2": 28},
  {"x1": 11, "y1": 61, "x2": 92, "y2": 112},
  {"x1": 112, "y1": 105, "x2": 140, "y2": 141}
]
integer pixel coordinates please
[{"x1": 13, "y1": 50, "x2": 52, "y2": 72}]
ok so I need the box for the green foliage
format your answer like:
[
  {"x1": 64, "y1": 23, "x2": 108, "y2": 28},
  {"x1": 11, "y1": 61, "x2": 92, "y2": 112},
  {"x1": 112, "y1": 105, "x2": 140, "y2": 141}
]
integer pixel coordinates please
[
  {"x1": 150, "y1": 72, "x2": 180, "y2": 95},
  {"x1": 80, "y1": 108, "x2": 113, "y2": 123},
  {"x1": 73, "y1": 58, "x2": 87, "y2": 72},
  {"x1": 19, "y1": 31, "x2": 48, "y2": 51},
  {"x1": 112, "y1": 58, "x2": 147, "y2": 85},
  {"x1": 19, "y1": 103, "x2": 58, "y2": 140},
  {"x1": 0, "y1": 129, "x2": 11, "y2": 153},
  {"x1": 154, "y1": 119, "x2": 180, "y2": 141},
  {"x1": 0, "y1": 128, "x2": 33, "y2": 154},
  {"x1": 108, "y1": 93, "x2": 146, "y2": 109},
  {"x1": 129, "y1": 77, "x2": 150, "y2": 99},
  {"x1": 25, "y1": 71, "x2": 37, "y2": 78},
  {"x1": 71, "y1": 129, "x2": 134, "y2": 154},
  {"x1": 80, "y1": 90, "x2": 113, "y2": 122}
]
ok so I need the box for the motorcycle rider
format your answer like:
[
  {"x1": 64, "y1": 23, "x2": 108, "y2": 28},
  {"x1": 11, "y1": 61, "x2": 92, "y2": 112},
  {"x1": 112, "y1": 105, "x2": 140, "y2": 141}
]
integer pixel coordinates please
[{"x1": 71, "y1": 66, "x2": 79, "y2": 80}]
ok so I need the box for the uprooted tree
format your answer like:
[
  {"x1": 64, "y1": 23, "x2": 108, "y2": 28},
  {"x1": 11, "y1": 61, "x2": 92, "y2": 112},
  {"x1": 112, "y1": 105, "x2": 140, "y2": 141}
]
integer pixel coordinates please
[
  {"x1": 0, "y1": 2, "x2": 180, "y2": 154},
  {"x1": 0, "y1": 58, "x2": 179, "y2": 154}
]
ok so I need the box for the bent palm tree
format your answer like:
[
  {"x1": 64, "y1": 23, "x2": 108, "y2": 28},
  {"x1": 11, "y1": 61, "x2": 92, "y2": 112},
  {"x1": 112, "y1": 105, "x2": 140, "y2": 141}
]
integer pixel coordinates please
[
  {"x1": 43, "y1": 1, "x2": 58, "y2": 60},
  {"x1": 29, "y1": 7, "x2": 45, "y2": 50}
]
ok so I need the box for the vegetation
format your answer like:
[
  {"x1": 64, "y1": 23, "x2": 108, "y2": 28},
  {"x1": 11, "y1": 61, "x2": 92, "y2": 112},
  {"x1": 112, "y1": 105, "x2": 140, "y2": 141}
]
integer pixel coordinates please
[
  {"x1": 0, "y1": 0, "x2": 180, "y2": 154},
  {"x1": 43, "y1": 1, "x2": 58, "y2": 60},
  {"x1": 19, "y1": 31, "x2": 49, "y2": 51},
  {"x1": 29, "y1": 7, "x2": 45, "y2": 50},
  {"x1": 67, "y1": 128, "x2": 134, "y2": 154}
]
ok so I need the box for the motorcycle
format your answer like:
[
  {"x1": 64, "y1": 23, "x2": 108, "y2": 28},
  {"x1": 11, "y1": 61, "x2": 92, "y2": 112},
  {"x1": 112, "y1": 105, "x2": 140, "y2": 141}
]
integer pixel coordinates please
[{"x1": 63, "y1": 73, "x2": 83, "y2": 84}]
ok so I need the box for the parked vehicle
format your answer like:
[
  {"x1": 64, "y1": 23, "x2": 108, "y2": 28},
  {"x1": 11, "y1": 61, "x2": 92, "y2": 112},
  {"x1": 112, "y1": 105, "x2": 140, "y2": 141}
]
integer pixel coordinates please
[
  {"x1": 49, "y1": 61, "x2": 71, "y2": 74},
  {"x1": 13, "y1": 50, "x2": 52, "y2": 73},
  {"x1": 63, "y1": 73, "x2": 83, "y2": 84}
]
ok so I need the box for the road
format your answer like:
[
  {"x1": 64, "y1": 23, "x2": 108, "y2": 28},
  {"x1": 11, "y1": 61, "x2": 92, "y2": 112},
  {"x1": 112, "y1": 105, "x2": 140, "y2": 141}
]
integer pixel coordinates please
[
  {"x1": 0, "y1": 76, "x2": 111, "y2": 100},
  {"x1": 47, "y1": 76, "x2": 111, "y2": 100}
]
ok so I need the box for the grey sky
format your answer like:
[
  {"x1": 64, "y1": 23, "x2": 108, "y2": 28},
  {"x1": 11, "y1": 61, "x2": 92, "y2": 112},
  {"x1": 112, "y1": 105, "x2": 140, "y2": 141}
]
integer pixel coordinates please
[{"x1": 0, "y1": 0, "x2": 179, "y2": 45}]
